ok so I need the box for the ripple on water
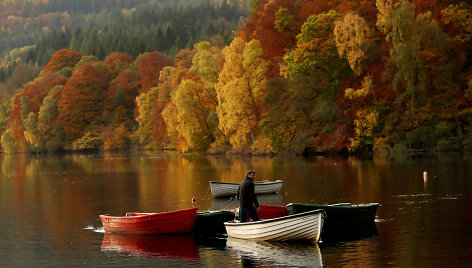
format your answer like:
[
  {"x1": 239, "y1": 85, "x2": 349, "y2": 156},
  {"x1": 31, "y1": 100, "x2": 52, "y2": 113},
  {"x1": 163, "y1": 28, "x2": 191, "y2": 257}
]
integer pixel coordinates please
[{"x1": 84, "y1": 225, "x2": 105, "y2": 233}]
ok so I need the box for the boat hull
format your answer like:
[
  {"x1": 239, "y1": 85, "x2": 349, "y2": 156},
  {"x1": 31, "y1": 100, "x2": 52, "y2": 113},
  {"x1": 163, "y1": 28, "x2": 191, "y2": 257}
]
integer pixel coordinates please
[
  {"x1": 193, "y1": 210, "x2": 235, "y2": 235},
  {"x1": 224, "y1": 209, "x2": 324, "y2": 242},
  {"x1": 209, "y1": 180, "x2": 283, "y2": 198},
  {"x1": 99, "y1": 208, "x2": 198, "y2": 234},
  {"x1": 286, "y1": 203, "x2": 378, "y2": 229}
]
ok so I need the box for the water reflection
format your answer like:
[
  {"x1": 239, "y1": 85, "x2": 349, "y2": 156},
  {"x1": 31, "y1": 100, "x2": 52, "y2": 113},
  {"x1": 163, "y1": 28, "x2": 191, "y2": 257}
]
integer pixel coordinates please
[
  {"x1": 211, "y1": 194, "x2": 283, "y2": 210},
  {"x1": 226, "y1": 238, "x2": 324, "y2": 267},
  {"x1": 321, "y1": 222, "x2": 378, "y2": 243},
  {"x1": 1, "y1": 153, "x2": 472, "y2": 267},
  {"x1": 101, "y1": 233, "x2": 199, "y2": 260}
]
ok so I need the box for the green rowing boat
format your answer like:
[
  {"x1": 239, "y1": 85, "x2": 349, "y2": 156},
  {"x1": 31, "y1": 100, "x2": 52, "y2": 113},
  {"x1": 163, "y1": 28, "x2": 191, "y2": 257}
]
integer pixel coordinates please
[{"x1": 286, "y1": 203, "x2": 379, "y2": 230}]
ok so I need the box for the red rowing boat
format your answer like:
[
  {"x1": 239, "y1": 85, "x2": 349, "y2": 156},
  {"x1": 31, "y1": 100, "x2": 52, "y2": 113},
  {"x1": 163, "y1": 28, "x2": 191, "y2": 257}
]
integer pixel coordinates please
[
  {"x1": 258, "y1": 205, "x2": 289, "y2": 219},
  {"x1": 99, "y1": 208, "x2": 198, "y2": 234},
  {"x1": 234, "y1": 205, "x2": 289, "y2": 221}
]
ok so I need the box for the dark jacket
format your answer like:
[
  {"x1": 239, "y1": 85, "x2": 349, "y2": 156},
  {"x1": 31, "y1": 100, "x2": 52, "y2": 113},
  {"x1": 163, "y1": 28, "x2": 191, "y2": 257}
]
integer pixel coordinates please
[{"x1": 236, "y1": 176, "x2": 259, "y2": 209}]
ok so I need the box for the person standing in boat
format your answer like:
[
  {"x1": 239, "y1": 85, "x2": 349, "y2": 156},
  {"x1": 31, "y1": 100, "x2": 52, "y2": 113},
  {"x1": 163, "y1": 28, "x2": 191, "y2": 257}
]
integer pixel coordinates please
[{"x1": 236, "y1": 170, "x2": 260, "y2": 222}]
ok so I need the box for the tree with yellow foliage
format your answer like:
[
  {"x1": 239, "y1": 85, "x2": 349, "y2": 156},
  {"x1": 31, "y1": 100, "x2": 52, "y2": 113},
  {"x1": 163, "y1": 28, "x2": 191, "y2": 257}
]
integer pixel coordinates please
[
  {"x1": 334, "y1": 12, "x2": 376, "y2": 76},
  {"x1": 174, "y1": 80, "x2": 213, "y2": 151},
  {"x1": 349, "y1": 108, "x2": 379, "y2": 152},
  {"x1": 190, "y1": 41, "x2": 222, "y2": 109},
  {"x1": 215, "y1": 38, "x2": 269, "y2": 150},
  {"x1": 136, "y1": 87, "x2": 159, "y2": 148},
  {"x1": 159, "y1": 50, "x2": 196, "y2": 150}
]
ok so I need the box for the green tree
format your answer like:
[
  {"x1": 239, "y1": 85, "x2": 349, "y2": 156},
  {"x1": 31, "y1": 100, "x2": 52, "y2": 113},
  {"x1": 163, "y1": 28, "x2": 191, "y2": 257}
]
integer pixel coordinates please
[
  {"x1": 37, "y1": 96, "x2": 62, "y2": 151},
  {"x1": 20, "y1": 96, "x2": 32, "y2": 124},
  {"x1": 23, "y1": 112, "x2": 40, "y2": 152},
  {"x1": 0, "y1": 100, "x2": 11, "y2": 134},
  {"x1": 271, "y1": 11, "x2": 349, "y2": 151},
  {"x1": 1, "y1": 129, "x2": 16, "y2": 154},
  {"x1": 284, "y1": 10, "x2": 345, "y2": 87},
  {"x1": 275, "y1": 7, "x2": 296, "y2": 34},
  {"x1": 75, "y1": 55, "x2": 98, "y2": 69},
  {"x1": 376, "y1": 0, "x2": 446, "y2": 115}
]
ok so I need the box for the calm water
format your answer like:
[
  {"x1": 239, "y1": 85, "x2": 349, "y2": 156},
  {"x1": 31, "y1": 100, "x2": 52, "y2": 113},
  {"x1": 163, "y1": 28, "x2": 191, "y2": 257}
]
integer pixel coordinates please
[{"x1": 0, "y1": 152, "x2": 471, "y2": 267}]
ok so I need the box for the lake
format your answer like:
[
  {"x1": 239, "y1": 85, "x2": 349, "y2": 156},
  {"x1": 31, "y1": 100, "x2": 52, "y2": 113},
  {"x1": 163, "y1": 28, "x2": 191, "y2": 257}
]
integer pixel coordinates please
[{"x1": 0, "y1": 152, "x2": 471, "y2": 267}]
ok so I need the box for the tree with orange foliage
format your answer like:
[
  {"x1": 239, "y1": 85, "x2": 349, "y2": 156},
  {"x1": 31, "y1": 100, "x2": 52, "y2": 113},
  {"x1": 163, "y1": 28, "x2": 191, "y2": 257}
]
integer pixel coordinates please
[
  {"x1": 42, "y1": 49, "x2": 82, "y2": 76},
  {"x1": 101, "y1": 69, "x2": 140, "y2": 151},
  {"x1": 240, "y1": 0, "x2": 303, "y2": 77},
  {"x1": 8, "y1": 74, "x2": 67, "y2": 120},
  {"x1": 106, "y1": 70, "x2": 140, "y2": 127},
  {"x1": 57, "y1": 63, "x2": 109, "y2": 143},
  {"x1": 102, "y1": 123, "x2": 131, "y2": 151},
  {"x1": 241, "y1": 0, "x2": 346, "y2": 77},
  {"x1": 4, "y1": 63, "x2": 39, "y2": 97},
  {"x1": 103, "y1": 53, "x2": 134, "y2": 77},
  {"x1": 135, "y1": 52, "x2": 173, "y2": 94}
]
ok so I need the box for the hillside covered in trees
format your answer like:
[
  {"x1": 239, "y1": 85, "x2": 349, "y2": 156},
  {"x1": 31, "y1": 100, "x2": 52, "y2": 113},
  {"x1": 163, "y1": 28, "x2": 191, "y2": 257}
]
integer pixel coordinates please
[
  {"x1": 0, "y1": 0, "x2": 471, "y2": 156},
  {"x1": 0, "y1": 0, "x2": 247, "y2": 97}
]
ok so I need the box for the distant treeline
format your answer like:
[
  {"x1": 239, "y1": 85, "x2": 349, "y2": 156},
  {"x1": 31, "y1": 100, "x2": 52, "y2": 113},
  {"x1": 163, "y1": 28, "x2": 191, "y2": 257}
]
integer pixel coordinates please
[{"x1": 0, "y1": 0, "x2": 247, "y2": 84}]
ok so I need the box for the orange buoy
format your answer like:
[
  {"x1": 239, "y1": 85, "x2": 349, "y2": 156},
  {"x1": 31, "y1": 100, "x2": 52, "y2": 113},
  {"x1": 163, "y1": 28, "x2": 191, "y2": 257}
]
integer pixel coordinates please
[{"x1": 423, "y1": 171, "x2": 428, "y2": 183}]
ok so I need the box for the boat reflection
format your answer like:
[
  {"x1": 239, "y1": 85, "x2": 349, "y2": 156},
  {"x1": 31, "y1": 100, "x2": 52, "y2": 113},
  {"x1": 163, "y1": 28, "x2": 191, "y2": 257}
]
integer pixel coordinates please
[
  {"x1": 101, "y1": 233, "x2": 200, "y2": 260},
  {"x1": 321, "y1": 222, "x2": 378, "y2": 243},
  {"x1": 211, "y1": 194, "x2": 283, "y2": 210},
  {"x1": 226, "y1": 237, "x2": 324, "y2": 267}
]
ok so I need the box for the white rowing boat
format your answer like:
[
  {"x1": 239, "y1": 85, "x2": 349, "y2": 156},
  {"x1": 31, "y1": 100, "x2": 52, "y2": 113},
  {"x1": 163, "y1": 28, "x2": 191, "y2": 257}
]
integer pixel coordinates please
[
  {"x1": 209, "y1": 180, "x2": 283, "y2": 198},
  {"x1": 224, "y1": 209, "x2": 324, "y2": 242}
]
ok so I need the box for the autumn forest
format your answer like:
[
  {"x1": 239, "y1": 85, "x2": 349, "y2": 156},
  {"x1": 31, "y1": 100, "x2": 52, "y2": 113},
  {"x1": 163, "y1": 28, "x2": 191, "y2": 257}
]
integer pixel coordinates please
[{"x1": 0, "y1": 0, "x2": 471, "y2": 156}]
